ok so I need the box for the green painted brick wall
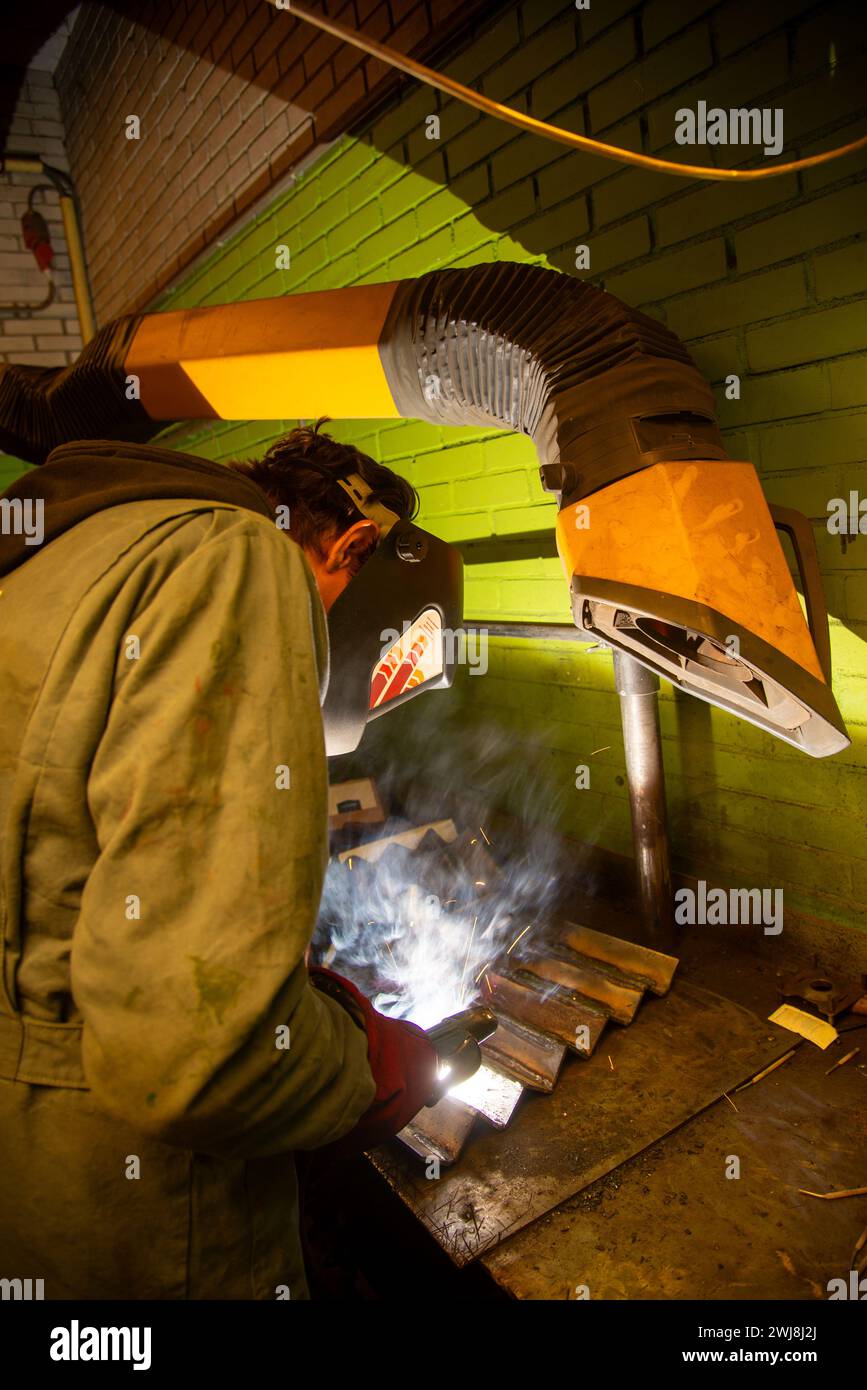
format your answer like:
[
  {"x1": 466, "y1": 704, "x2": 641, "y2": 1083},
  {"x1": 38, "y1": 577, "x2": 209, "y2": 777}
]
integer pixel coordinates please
[{"x1": 3, "y1": 0, "x2": 866, "y2": 931}]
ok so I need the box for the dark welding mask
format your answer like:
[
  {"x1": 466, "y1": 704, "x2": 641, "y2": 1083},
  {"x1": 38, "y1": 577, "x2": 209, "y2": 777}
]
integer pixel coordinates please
[{"x1": 319, "y1": 471, "x2": 463, "y2": 756}]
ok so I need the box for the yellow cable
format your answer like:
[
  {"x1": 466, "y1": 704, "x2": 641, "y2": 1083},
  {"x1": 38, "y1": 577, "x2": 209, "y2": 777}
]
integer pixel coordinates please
[{"x1": 279, "y1": 1, "x2": 867, "y2": 182}]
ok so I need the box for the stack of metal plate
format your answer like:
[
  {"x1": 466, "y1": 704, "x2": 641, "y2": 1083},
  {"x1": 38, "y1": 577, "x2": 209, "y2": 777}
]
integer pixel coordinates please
[{"x1": 398, "y1": 921, "x2": 678, "y2": 1163}]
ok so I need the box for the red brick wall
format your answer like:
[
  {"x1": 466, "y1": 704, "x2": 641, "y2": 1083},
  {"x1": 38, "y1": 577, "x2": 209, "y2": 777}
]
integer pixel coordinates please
[{"x1": 54, "y1": 0, "x2": 492, "y2": 321}]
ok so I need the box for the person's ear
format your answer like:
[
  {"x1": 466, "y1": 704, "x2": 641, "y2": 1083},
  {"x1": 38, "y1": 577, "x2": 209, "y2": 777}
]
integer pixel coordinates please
[{"x1": 324, "y1": 520, "x2": 379, "y2": 573}]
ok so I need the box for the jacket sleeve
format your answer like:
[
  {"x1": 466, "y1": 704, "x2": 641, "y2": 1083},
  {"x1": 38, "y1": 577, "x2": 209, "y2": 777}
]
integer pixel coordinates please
[{"x1": 70, "y1": 508, "x2": 376, "y2": 1157}]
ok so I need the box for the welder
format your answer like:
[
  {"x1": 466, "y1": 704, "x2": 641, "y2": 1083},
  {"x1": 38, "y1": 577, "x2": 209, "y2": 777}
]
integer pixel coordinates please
[{"x1": 0, "y1": 420, "x2": 442, "y2": 1300}]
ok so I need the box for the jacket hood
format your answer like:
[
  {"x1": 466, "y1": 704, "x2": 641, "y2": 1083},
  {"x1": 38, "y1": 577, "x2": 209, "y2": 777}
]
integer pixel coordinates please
[{"x1": 0, "y1": 439, "x2": 273, "y2": 579}]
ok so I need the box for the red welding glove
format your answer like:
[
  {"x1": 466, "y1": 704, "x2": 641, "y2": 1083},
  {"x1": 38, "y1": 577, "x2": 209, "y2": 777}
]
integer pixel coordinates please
[{"x1": 310, "y1": 966, "x2": 439, "y2": 1158}]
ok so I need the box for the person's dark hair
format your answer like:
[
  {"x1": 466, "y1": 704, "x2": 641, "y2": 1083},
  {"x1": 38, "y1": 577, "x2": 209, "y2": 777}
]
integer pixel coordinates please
[{"x1": 228, "y1": 418, "x2": 418, "y2": 570}]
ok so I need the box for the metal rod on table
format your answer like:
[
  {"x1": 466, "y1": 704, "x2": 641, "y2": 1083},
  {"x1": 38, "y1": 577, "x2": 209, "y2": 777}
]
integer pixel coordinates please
[{"x1": 613, "y1": 651, "x2": 675, "y2": 948}]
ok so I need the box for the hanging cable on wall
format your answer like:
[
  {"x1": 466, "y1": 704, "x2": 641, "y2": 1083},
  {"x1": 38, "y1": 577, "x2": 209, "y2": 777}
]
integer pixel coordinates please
[
  {"x1": 0, "y1": 182, "x2": 56, "y2": 314},
  {"x1": 0, "y1": 156, "x2": 95, "y2": 342},
  {"x1": 276, "y1": 1, "x2": 867, "y2": 183}
]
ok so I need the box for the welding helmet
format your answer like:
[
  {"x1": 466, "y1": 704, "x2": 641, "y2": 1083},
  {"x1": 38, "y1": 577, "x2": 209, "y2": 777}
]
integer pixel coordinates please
[{"x1": 317, "y1": 470, "x2": 463, "y2": 755}]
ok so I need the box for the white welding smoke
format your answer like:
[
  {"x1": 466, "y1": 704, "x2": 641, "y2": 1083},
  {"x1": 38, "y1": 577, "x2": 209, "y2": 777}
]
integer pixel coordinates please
[{"x1": 317, "y1": 710, "x2": 613, "y2": 1029}]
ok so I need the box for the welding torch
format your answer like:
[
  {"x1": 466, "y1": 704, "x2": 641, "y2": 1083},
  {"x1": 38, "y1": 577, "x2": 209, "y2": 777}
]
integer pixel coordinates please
[{"x1": 424, "y1": 1005, "x2": 497, "y2": 1106}]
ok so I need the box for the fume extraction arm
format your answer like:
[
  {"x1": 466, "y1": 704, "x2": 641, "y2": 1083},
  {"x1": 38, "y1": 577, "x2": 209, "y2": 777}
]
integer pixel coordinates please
[{"x1": 0, "y1": 261, "x2": 847, "y2": 764}]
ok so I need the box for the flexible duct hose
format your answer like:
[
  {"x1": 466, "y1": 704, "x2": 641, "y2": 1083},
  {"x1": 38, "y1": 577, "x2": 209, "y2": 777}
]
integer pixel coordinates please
[{"x1": 378, "y1": 263, "x2": 725, "y2": 500}]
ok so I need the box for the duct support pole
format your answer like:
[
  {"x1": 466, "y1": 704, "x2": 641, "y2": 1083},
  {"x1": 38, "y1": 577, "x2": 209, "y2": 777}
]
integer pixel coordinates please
[{"x1": 613, "y1": 651, "x2": 675, "y2": 949}]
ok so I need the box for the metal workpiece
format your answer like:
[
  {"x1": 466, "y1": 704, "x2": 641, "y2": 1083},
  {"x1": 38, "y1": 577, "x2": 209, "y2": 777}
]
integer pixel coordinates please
[
  {"x1": 517, "y1": 953, "x2": 644, "y2": 1025},
  {"x1": 398, "y1": 1096, "x2": 476, "y2": 1166},
  {"x1": 613, "y1": 651, "x2": 675, "y2": 950},
  {"x1": 480, "y1": 1013, "x2": 567, "y2": 1093},
  {"x1": 394, "y1": 924, "x2": 679, "y2": 1166},
  {"x1": 448, "y1": 1064, "x2": 524, "y2": 1129},
  {"x1": 483, "y1": 970, "x2": 608, "y2": 1055},
  {"x1": 557, "y1": 921, "x2": 678, "y2": 997}
]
